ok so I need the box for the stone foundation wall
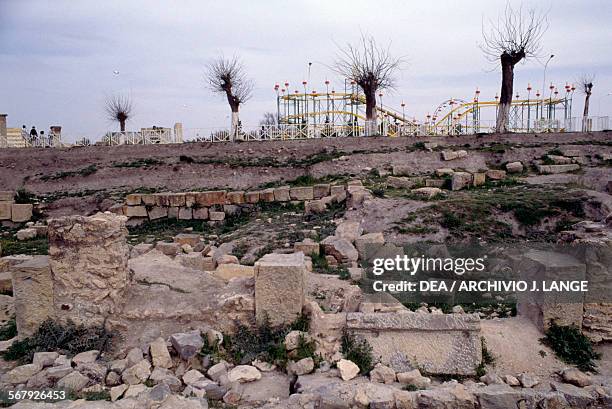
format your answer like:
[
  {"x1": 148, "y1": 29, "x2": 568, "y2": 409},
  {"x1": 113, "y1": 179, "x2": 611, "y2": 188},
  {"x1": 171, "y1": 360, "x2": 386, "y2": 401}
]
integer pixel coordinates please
[
  {"x1": 118, "y1": 184, "x2": 348, "y2": 221},
  {"x1": 47, "y1": 213, "x2": 130, "y2": 326},
  {"x1": 346, "y1": 312, "x2": 482, "y2": 375}
]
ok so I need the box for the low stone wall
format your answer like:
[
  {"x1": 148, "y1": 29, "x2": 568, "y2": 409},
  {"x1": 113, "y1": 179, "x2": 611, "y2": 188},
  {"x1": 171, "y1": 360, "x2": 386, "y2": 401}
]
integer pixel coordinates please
[
  {"x1": 118, "y1": 184, "x2": 349, "y2": 221},
  {"x1": 0, "y1": 191, "x2": 33, "y2": 223},
  {"x1": 346, "y1": 311, "x2": 482, "y2": 375}
]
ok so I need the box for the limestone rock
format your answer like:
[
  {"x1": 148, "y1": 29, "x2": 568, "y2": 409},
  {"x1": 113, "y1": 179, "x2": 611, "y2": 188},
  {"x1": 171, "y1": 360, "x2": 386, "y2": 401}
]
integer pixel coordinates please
[
  {"x1": 32, "y1": 351, "x2": 59, "y2": 368},
  {"x1": 170, "y1": 330, "x2": 204, "y2": 360},
  {"x1": 320, "y1": 236, "x2": 358, "y2": 263},
  {"x1": 2, "y1": 363, "x2": 41, "y2": 384},
  {"x1": 150, "y1": 337, "x2": 173, "y2": 369},
  {"x1": 105, "y1": 371, "x2": 122, "y2": 387},
  {"x1": 480, "y1": 372, "x2": 504, "y2": 385},
  {"x1": 110, "y1": 383, "x2": 128, "y2": 401},
  {"x1": 505, "y1": 161, "x2": 523, "y2": 173},
  {"x1": 156, "y1": 241, "x2": 181, "y2": 256},
  {"x1": 125, "y1": 348, "x2": 143, "y2": 367},
  {"x1": 397, "y1": 369, "x2": 430, "y2": 388},
  {"x1": 11, "y1": 256, "x2": 53, "y2": 338},
  {"x1": 355, "y1": 232, "x2": 385, "y2": 259},
  {"x1": 122, "y1": 359, "x2": 151, "y2": 385},
  {"x1": 411, "y1": 187, "x2": 441, "y2": 199},
  {"x1": 517, "y1": 373, "x2": 539, "y2": 388},
  {"x1": 288, "y1": 357, "x2": 315, "y2": 376},
  {"x1": 207, "y1": 361, "x2": 230, "y2": 382},
  {"x1": 16, "y1": 228, "x2": 37, "y2": 241},
  {"x1": 214, "y1": 263, "x2": 254, "y2": 281},
  {"x1": 370, "y1": 363, "x2": 396, "y2": 384},
  {"x1": 57, "y1": 370, "x2": 90, "y2": 391},
  {"x1": 255, "y1": 252, "x2": 306, "y2": 327},
  {"x1": 73, "y1": 350, "x2": 99, "y2": 365},
  {"x1": 228, "y1": 365, "x2": 261, "y2": 383},
  {"x1": 285, "y1": 330, "x2": 310, "y2": 351},
  {"x1": 503, "y1": 374, "x2": 520, "y2": 386},
  {"x1": 486, "y1": 169, "x2": 507, "y2": 180},
  {"x1": 561, "y1": 368, "x2": 593, "y2": 387},
  {"x1": 337, "y1": 359, "x2": 360, "y2": 380},
  {"x1": 294, "y1": 238, "x2": 320, "y2": 256},
  {"x1": 435, "y1": 168, "x2": 454, "y2": 177},
  {"x1": 442, "y1": 150, "x2": 467, "y2": 161},
  {"x1": 451, "y1": 171, "x2": 473, "y2": 191}
]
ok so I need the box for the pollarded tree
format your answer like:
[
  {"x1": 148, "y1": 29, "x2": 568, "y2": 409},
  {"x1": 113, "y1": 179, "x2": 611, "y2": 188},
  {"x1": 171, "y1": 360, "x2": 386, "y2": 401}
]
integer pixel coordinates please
[
  {"x1": 481, "y1": 4, "x2": 547, "y2": 133},
  {"x1": 205, "y1": 56, "x2": 254, "y2": 142},
  {"x1": 259, "y1": 112, "x2": 277, "y2": 126},
  {"x1": 579, "y1": 74, "x2": 594, "y2": 118},
  {"x1": 333, "y1": 35, "x2": 403, "y2": 135},
  {"x1": 105, "y1": 95, "x2": 133, "y2": 132}
]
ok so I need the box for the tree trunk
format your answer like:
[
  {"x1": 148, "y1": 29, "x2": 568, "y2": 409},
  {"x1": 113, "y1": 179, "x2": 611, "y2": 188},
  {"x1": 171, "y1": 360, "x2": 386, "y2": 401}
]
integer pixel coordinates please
[
  {"x1": 230, "y1": 108, "x2": 240, "y2": 142},
  {"x1": 120, "y1": 120, "x2": 126, "y2": 132},
  {"x1": 583, "y1": 93, "x2": 591, "y2": 118},
  {"x1": 496, "y1": 58, "x2": 514, "y2": 133},
  {"x1": 364, "y1": 88, "x2": 377, "y2": 136}
]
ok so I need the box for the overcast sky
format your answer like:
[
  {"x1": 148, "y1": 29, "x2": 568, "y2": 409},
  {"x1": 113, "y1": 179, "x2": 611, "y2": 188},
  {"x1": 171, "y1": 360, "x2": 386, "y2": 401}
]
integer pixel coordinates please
[{"x1": 1, "y1": 0, "x2": 611, "y2": 142}]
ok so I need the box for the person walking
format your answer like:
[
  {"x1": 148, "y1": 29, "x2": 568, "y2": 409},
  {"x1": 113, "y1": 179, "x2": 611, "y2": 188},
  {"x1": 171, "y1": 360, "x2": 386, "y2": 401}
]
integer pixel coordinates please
[{"x1": 21, "y1": 125, "x2": 28, "y2": 144}]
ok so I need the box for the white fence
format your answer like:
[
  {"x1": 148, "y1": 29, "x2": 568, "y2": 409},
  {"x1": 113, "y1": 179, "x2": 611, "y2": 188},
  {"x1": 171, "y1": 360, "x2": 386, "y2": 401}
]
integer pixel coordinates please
[
  {"x1": 183, "y1": 116, "x2": 610, "y2": 142},
  {"x1": 102, "y1": 128, "x2": 176, "y2": 146}
]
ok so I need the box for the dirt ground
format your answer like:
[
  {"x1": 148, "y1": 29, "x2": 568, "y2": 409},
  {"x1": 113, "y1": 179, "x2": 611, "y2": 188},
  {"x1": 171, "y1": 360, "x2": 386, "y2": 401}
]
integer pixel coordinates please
[{"x1": 0, "y1": 131, "x2": 610, "y2": 219}]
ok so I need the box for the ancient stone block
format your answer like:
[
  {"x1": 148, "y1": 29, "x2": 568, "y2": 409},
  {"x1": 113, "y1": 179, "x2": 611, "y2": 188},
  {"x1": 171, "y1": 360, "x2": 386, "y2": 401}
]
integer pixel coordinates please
[
  {"x1": 486, "y1": 169, "x2": 506, "y2": 180},
  {"x1": 560, "y1": 148, "x2": 581, "y2": 157},
  {"x1": 195, "y1": 191, "x2": 227, "y2": 206},
  {"x1": 335, "y1": 221, "x2": 363, "y2": 243},
  {"x1": 347, "y1": 312, "x2": 481, "y2": 375},
  {"x1": 227, "y1": 191, "x2": 245, "y2": 204},
  {"x1": 435, "y1": 168, "x2": 454, "y2": 177},
  {"x1": 245, "y1": 191, "x2": 260, "y2": 204},
  {"x1": 273, "y1": 186, "x2": 290, "y2": 202},
  {"x1": 451, "y1": 172, "x2": 472, "y2": 191},
  {"x1": 547, "y1": 155, "x2": 573, "y2": 165},
  {"x1": 320, "y1": 236, "x2": 358, "y2": 263},
  {"x1": 141, "y1": 194, "x2": 156, "y2": 206},
  {"x1": 0, "y1": 191, "x2": 15, "y2": 202},
  {"x1": 125, "y1": 194, "x2": 141, "y2": 206},
  {"x1": 294, "y1": 238, "x2": 320, "y2": 256},
  {"x1": 505, "y1": 161, "x2": 523, "y2": 173},
  {"x1": 516, "y1": 249, "x2": 586, "y2": 331},
  {"x1": 425, "y1": 179, "x2": 445, "y2": 188},
  {"x1": 11, "y1": 256, "x2": 53, "y2": 338},
  {"x1": 304, "y1": 200, "x2": 326, "y2": 214},
  {"x1": 442, "y1": 150, "x2": 467, "y2": 161},
  {"x1": 148, "y1": 206, "x2": 168, "y2": 220},
  {"x1": 255, "y1": 252, "x2": 306, "y2": 326},
  {"x1": 176, "y1": 252, "x2": 209, "y2": 272},
  {"x1": 388, "y1": 176, "x2": 418, "y2": 189},
  {"x1": 290, "y1": 186, "x2": 314, "y2": 201},
  {"x1": 536, "y1": 164, "x2": 580, "y2": 174},
  {"x1": 168, "y1": 193, "x2": 186, "y2": 207},
  {"x1": 47, "y1": 213, "x2": 130, "y2": 326},
  {"x1": 260, "y1": 188, "x2": 275, "y2": 202},
  {"x1": 185, "y1": 192, "x2": 197, "y2": 207},
  {"x1": 125, "y1": 206, "x2": 148, "y2": 218},
  {"x1": 412, "y1": 187, "x2": 441, "y2": 199},
  {"x1": 0, "y1": 202, "x2": 11, "y2": 220},
  {"x1": 209, "y1": 211, "x2": 225, "y2": 221},
  {"x1": 167, "y1": 207, "x2": 178, "y2": 219},
  {"x1": 193, "y1": 207, "x2": 209, "y2": 220},
  {"x1": 392, "y1": 165, "x2": 411, "y2": 176},
  {"x1": 11, "y1": 204, "x2": 33, "y2": 222},
  {"x1": 178, "y1": 207, "x2": 192, "y2": 220},
  {"x1": 355, "y1": 233, "x2": 385, "y2": 260},
  {"x1": 214, "y1": 264, "x2": 255, "y2": 281},
  {"x1": 472, "y1": 172, "x2": 486, "y2": 187},
  {"x1": 330, "y1": 185, "x2": 347, "y2": 202},
  {"x1": 313, "y1": 184, "x2": 331, "y2": 199},
  {"x1": 173, "y1": 233, "x2": 201, "y2": 247}
]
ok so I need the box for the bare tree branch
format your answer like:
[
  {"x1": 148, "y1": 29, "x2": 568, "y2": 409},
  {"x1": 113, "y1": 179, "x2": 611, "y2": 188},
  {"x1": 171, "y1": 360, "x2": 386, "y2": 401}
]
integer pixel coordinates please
[
  {"x1": 332, "y1": 34, "x2": 404, "y2": 132},
  {"x1": 577, "y1": 74, "x2": 595, "y2": 95},
  {"x1": 205, "y1": 55, "x2": 254, "y2": 110},
  {"x1": 105, "y1": 94, "x2": 133, "y2": 132}
]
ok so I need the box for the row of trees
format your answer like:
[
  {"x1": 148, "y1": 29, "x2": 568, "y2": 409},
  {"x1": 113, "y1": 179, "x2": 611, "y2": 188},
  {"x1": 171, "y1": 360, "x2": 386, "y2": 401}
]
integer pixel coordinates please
[{"x1": 106, "y1": 4, "x2": 596, "y2": 137}]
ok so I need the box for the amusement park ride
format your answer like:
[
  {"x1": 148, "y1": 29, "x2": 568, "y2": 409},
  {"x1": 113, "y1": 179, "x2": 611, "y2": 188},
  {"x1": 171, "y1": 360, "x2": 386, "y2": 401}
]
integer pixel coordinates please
[{"x1": 270, "y1": 80, "x2": 579, "y2": 138}]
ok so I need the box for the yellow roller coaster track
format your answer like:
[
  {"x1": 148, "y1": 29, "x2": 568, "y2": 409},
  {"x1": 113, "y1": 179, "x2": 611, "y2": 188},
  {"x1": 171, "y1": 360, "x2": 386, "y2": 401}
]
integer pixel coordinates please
[
  {"x1": 434, "y1": 98, "x2": 566, "y2": 127},
  {"x1": 280, "y1": 92, "x2": 417, "y2": 125}
]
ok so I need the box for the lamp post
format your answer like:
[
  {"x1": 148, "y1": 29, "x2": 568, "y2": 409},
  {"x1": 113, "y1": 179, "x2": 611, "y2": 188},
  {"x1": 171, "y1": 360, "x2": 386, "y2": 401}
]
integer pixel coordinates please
[
  {"x1": 325, "y1": 80, "x2": 330, "y2": 123},
  {"x1": 274, "y1": 84, "x2": 280, "y2": 125},
  {"x1": 549, "y1": 82, "x2": 555, "y2": 121},
  {"x1": 527, "y1": 84, "x2": 532, "y2": 131},
  {"x1": 542, "y1": 54, "x2": 554, "y2": 107},
  {"x1": 302, "y1": 81, "x2": 308, "y2": 124}
]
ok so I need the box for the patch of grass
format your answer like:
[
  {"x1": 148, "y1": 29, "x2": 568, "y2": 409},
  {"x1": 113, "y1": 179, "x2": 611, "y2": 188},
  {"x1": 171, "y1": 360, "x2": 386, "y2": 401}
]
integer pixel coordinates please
[
  {"x1": 14, "y1": 188, "x2": 37, "y2": 204},
  {"x1": 475, "y1": 362, "x2": 487, "y2": 377},
  {"x1": 40, "y1": 165, "x2": 97, "y2": 181},
  {"x1": 84, "y1": 390, "x2": 111, "y2": 401},
  {"x1": 0, "y1": 236, "x2": 48, "y2": 256},
  {"x1": 540, "y1": 322, "x2": 601, "y2": 372},
  {"x1": 403, "y1": 384, "x2": 421, "y2": 391},
  {"x1": 2, "y1": 319, "x2": 118, "y2": 364},
  {"x1": 340, "y1": 329, "x2": 375, "y2": 375},
  {"x1": 0, "y1": 318, "x2": 17, "y2": 341},
  {"x1": 113, "y1": 158, "x2": 164, "y2": 168},
  {"x1": 481, "y1": 337, "x2": 495, "y2": 365}
]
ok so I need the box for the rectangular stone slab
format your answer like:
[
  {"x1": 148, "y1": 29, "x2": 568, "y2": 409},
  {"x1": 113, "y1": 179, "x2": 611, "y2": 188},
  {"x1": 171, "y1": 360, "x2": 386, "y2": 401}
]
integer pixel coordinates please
[
  {"x1": 12, "y1": 256, "x2": 53, "y2": 338},
  {"x1": 346, "y1": 311, "x2": 481, "y2": 375},
  {"x1": 255, "y1": 252, "x2": 306, "y2": 327}
]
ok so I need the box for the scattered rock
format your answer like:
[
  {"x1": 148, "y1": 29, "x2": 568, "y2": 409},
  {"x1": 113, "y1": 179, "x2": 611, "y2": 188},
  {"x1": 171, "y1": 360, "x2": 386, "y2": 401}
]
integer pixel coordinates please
[
  {"x1": 561, "y1": 368, "x2": 593, "y2": 387},
  {"x1": 517, "y1": 373, "x2": 539, "y2": 388},
  {"x1": 122, "y1": 359, "x2": 151, "y2": 385},
  {"x1": 370, "y1": 363, "x2": 396, "y2": 384},
  {"x1": 288, "y1": 357, "x2": 315, "y2": 376},
  {"x1": 228, "y1": 365, "x2": 262, "y2": 383},
  {"x1": 480, "y1": 372, "x2": 504, "y2": 385},
  {"x1": 170, "y1": 330, "x2": 204, "y2": 360},
  {"x1": 337, "y1": 359, "x2": 360, "y2": 381},
  {"x1": 503, "y1": 374, "x2": 520, "y2": 386},
  {"x1": 397, "y1": 369, "x2": 430, "y2": 388},
  {"x1": 412, "y1": 187, "x2": 441, "y2": 199},
  {"x1": 150, "y1": 337, "x2": 173, "y2": 369},
  {"x1": 505, "y1": 161, "x2": 523, "y2": 173},
  {"x1": 57, "y1": 370, "x2": 90, "y2": 391}
]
